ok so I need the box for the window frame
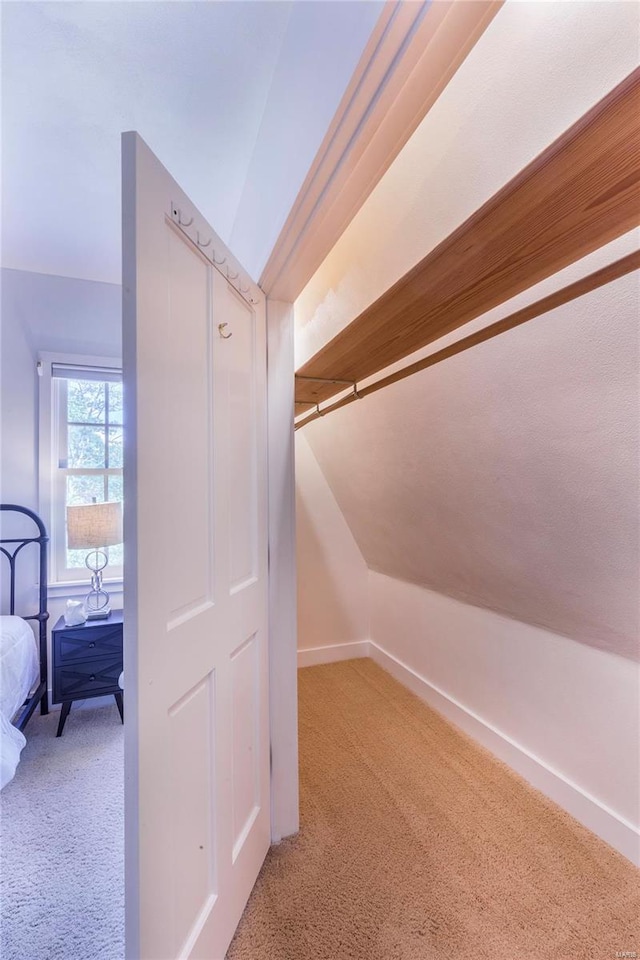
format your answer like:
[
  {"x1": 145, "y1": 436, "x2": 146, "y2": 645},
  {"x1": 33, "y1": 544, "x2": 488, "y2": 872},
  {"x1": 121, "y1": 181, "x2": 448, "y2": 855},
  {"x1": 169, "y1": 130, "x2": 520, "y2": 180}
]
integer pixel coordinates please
[{"x1": 38, "y1": 352, "x2": 123, "y2": 594}]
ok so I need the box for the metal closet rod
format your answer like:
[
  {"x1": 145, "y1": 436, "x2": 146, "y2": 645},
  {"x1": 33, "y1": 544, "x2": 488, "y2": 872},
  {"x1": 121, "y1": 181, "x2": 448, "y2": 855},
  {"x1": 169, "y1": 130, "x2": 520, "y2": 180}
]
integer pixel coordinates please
[{"x1": 294, "y1": 250, "x2": 640, "y2": 431}]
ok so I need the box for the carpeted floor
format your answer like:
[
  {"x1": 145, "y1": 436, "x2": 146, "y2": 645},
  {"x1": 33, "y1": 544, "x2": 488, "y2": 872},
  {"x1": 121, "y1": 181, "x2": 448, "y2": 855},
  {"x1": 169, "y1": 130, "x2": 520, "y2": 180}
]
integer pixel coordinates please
[
  {"x1": 0, "y1": 700, "x2": 124, "y2": 960},
  {"x1": 228, "y1": 659, "x2": 640, "y2": 960},
  {"x1": 1, "y1": 663, "x2": 638, "y2": 960}
]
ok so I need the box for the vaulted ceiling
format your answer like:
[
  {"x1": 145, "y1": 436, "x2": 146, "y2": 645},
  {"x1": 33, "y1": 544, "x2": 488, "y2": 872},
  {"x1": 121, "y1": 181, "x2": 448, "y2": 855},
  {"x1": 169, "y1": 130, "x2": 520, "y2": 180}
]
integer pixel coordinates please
[{"x1": 0, "y1": 0, "x2": 382, "y2": 285}]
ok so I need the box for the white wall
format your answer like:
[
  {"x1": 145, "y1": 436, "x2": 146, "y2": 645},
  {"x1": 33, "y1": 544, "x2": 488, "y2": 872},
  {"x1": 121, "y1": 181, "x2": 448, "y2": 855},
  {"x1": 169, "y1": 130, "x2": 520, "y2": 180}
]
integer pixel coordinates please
[
  {"x1": 0, "y1": 267, "x2": 122, "y2": 693},
  {"x1": 296, "y1": 434, "x2": 368, "y2": 661},
  {"x1": 2, "y1": 267, "x2": 121, "y2": 358},
  {"x1": 1, "y1": 267, "x2": 121, "y2": 511},
  {"x1": 0, "y1": 271, "x2": 38, "y2": 508},
  {"x1": 0, "y1": 270, "x2": 40, "y2": 621},
  {"x1": 304, "y1": 269, "x2": 640, "y2": 660},
  {"x1": 369, "y1": 571, "x2": 640, "y2": 865}
]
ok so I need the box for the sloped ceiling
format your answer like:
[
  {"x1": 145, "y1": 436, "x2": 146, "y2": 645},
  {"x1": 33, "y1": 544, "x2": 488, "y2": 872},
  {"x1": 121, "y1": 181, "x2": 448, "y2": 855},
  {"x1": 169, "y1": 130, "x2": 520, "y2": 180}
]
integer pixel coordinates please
[
  {"x1": 0, "y1": 0, "x2": 382, "y2": 285},
  {"x1": 295, "y1": 0, "x2": 640, "y2": 660}
]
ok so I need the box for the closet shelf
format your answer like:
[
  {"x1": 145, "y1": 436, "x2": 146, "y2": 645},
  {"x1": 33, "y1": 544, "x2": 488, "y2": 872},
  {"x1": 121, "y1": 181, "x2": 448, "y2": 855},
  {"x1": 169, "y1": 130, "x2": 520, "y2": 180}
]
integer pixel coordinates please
[{"x1": 295, "y1": 67, "x2": 640, "y2": 417}]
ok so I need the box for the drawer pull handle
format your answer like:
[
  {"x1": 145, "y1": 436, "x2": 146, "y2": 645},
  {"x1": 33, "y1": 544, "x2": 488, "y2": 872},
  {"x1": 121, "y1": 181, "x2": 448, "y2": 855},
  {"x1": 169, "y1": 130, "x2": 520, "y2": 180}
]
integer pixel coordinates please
[
  {"x1": 89, "y1": 642, "x2": 95, "y2": 648},
  {"x1": 89, "y1": 675, "x2": 96, "y2": 682}
]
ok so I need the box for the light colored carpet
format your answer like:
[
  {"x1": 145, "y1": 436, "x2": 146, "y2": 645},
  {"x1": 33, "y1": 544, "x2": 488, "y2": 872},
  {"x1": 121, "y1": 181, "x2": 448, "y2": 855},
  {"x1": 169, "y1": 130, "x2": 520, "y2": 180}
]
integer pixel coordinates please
[
  {"x1": 227, "y1": 659, "x2": 640, "y2": 960},
  {"x1": 3, "y1": 664, "x2": 637, "y2": 960},
  {"x1": 0, "y1": 700, "x2": 124, "y2": 960}
]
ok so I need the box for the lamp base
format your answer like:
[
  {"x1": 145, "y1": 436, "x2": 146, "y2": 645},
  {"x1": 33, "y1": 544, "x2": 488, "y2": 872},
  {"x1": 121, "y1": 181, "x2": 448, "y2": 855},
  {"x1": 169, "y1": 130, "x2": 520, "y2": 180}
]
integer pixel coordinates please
[
  {"x1": 85, "y1": 606, "x2": 112, "y2": 621},
  {"x1": 83, "y1": 556, "x2": 111, "y2": 620}
]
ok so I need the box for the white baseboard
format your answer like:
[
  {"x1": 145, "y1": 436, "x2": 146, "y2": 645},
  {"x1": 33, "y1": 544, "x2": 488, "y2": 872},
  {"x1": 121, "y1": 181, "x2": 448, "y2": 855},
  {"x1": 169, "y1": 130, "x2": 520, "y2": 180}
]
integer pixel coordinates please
[
  {"x1": 297, "y1": 640, "x2": 370, "y2": 668},
  {"x1": 367, "y1": 641, "x2": 639, "y2": 867}
]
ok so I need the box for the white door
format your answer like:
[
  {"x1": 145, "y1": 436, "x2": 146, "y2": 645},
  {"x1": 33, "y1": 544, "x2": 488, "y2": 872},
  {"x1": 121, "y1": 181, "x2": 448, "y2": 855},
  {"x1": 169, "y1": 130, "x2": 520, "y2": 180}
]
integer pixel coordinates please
[{"x1": 122, "y1": 132, "x2": 270, "y2": 960}]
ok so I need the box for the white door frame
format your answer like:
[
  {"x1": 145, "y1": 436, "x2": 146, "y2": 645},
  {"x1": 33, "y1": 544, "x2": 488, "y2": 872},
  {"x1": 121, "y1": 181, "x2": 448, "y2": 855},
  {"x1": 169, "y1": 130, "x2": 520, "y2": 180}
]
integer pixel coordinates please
[
  {"x1": 266, "y1": 299, "x2": 299, "y2": 843},
  {"x1": 257, "y1": 1, "x2": 498, "y2": 837}
]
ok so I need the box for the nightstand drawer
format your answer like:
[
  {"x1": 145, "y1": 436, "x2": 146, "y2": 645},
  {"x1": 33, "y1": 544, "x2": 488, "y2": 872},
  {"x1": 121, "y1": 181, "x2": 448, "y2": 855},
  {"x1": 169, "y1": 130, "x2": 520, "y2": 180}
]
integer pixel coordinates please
[
  {"x1": 53, "y1": 657, "x2": 122, "y2": 703},
  {"x1": 54, "y1": 622, "x2": 122, "y2": 664}
]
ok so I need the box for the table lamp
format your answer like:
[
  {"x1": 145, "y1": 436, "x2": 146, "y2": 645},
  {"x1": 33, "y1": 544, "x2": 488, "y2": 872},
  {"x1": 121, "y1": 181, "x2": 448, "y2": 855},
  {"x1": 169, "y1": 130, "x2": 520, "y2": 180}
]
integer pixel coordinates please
[{"x1": 66, "y1": 501, "x2": 123, "y2": 620}]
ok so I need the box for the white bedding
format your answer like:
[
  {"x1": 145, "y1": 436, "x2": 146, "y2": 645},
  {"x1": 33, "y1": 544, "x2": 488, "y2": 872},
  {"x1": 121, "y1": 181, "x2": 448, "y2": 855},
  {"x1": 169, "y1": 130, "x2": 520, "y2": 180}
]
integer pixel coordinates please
[{"x1": 0, "y1": 616, "x2": 39, "y2": 789}]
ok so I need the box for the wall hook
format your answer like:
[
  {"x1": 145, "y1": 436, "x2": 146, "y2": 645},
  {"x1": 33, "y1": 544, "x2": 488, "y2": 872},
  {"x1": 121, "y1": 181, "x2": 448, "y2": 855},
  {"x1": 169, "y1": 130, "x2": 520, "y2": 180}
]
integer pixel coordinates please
[
  {"x1": 178, "y1": 212, "x2": 194, "y2": 228},
  {"x1": 226, "y1": 267, "x2": 239, "y2": 281},
  {"x1": 213, "y1": 252, "x2": 226, "y2": 266},
  {"x1": 196, "y1": 232, "x2": 211, "y2": 248},
  {"x1": 218, "y1": 322, "x2": 232, "y2": 340},
  {"x1": 238, "y1": 281, "x2": 250, "y2": 294}
]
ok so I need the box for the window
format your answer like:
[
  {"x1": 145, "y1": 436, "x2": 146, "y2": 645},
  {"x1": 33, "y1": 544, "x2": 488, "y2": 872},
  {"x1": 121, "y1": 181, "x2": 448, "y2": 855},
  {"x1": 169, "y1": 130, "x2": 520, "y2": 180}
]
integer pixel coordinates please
[{"x1": 39, "y1": 357, "x2": 123, "y2": 586}]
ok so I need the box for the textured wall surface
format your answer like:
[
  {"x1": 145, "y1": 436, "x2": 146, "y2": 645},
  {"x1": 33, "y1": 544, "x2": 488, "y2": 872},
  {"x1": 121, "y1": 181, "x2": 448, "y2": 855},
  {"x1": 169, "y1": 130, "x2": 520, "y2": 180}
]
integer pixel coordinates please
[
  {"x1": 370, "y1": 571, "x2": 640, "y2": 834},
  {"x1": 304, "y1": 274, "x2": 639, "y2": 659},
  {"x1": 295, "y1": 1, "x2": 640, "y2": 660},
  {"x1": 296, "y1": 435, "x2": 369, "y2": 651}
]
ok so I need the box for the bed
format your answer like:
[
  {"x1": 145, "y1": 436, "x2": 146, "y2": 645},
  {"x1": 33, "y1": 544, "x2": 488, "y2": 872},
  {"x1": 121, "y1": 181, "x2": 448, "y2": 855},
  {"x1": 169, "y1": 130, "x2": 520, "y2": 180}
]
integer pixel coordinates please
[{"x1": 0, "y1": 504, "x2": 49, "y2": 788}]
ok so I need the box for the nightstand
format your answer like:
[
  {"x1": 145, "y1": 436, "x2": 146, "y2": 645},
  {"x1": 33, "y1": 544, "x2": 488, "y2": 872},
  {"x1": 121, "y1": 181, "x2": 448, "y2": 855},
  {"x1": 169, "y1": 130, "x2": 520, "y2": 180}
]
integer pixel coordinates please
[{"x1": 51, "y1": 610, "x2": 124, "y2": 737}]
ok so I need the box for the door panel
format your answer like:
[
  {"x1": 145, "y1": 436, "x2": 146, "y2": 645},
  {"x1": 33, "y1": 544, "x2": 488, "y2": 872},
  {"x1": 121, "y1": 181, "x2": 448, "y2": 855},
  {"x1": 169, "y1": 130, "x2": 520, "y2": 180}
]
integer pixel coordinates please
[
  {"x1": 168, "y1": 672, "x2": 217, "y2": 945},
  {"x1": 226, "y1": 285, "x2": 258, "y2": 591},
  {"x1": 165, "y1": 226, "x2": 215, "y2": 625},
  {"x1": 231, "y1": 633, "x2": 260, "y2": 859},
  {"x1": 123, "y1": 131, "x2": 270, "y2": 960}
]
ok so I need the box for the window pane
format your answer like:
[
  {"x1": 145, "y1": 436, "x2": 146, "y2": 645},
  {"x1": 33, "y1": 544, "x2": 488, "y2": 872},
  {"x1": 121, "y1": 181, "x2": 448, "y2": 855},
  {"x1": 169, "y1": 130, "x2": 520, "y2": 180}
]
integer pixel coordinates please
[
  {"x1": 67, "y1": 379, "x2": 106, "y2": 424},
  {"x1": 109, "y1": 382, "x2": 123, "y2": 425},
  {"x1": 66, "y1": 548, "x2": 88, "y2": 570},
  {"x1": 108, "y1": 543, "x2": 124, "y2": 568},
  {"x1": 108, "y1": 475, "x2": 123, "y2": 502},
  {"x1": 68, "y1": 425, "x2": 106, "y2": 468},
  {"x1": 67, "y1": 475, "x2": 105, "y2": 506},
  {"x1": 107, "y1": 475, "x2": 124, "y2": 570},
  {"x1": 66, "y1": 475, "x2": 106, "y2": 569},
  {"x1": 108, "y1": 427, "x2": 123, "y2": 468}
]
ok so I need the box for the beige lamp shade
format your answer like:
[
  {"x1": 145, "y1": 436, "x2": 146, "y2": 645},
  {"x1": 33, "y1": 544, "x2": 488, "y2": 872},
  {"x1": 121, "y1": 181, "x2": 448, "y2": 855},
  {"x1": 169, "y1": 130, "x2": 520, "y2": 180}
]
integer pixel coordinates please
[{"x1": 67, "y1": 501, "x2": 123, "y2": 549}]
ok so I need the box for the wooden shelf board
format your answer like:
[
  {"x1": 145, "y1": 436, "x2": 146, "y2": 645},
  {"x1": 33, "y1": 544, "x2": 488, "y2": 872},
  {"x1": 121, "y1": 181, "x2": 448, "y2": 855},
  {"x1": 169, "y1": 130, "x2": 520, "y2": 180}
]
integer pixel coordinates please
[
  {"x1": 295, "y1": 251, "x2": 640, "y2": 429},
  {"x1": 295, "y1": 68, "x2": 640, "y2": 409}
]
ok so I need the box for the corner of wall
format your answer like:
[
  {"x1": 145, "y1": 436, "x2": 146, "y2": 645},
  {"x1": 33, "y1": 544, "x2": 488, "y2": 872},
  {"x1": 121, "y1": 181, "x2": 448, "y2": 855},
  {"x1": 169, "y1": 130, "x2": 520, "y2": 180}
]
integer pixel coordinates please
[
  {"x1": 367, "y1": 571, "x2": 640, "y2": 866},
  {"x1": 296, "y1": 432, "x2": 369, "y2": 657}
]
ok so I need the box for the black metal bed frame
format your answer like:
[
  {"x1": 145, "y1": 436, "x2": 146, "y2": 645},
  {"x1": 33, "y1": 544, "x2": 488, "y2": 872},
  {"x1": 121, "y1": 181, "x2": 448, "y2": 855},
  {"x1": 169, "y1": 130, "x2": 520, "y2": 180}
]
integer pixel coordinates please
[{"x1": 0, "y1": 504, "x2": 49, "y2": 731}]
